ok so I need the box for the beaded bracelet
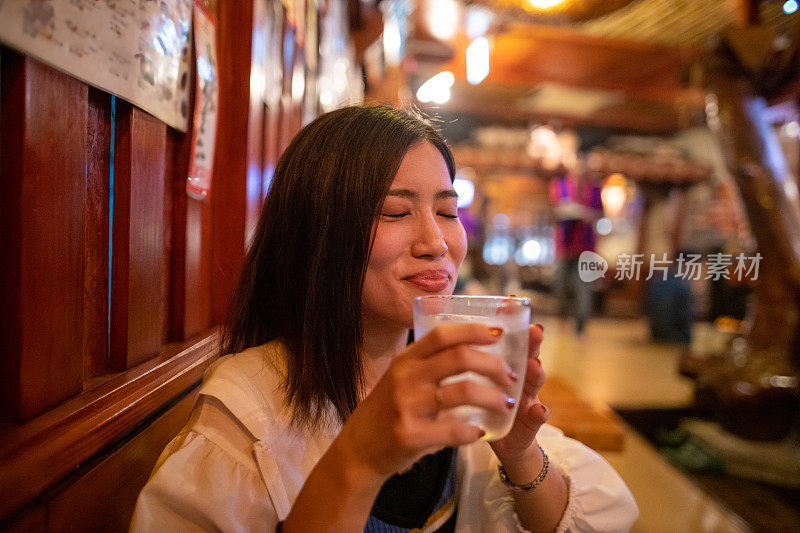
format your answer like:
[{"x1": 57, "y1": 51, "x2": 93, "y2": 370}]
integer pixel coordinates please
[{"x1": 497, "y1": 445, "x2": 549, "y2": 492}]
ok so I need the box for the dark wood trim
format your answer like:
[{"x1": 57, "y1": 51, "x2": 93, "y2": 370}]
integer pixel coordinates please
[
  {"x1": 46, "y1": 389, "x2": 199, "y2": 532},
  {"x1": 0, "y1": 48, "x2": 25, "y2": 423},
  {"x1": 0, "y1": 331, "x2": 219, "y2": 520}
]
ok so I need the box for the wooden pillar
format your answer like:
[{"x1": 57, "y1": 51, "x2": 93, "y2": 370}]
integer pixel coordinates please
[
  {"x1": 210, "y1": 0, "x2": 255, "y2": 324},
  {"x1": 167, "y1": 51, "x2": 214, "y2": 342},
  {"x1": 111, "y1": 103, "x2": 167, "y2": 371},
  {"x1": 0, "y1": 52, "x2": 87, "y2": 420}
]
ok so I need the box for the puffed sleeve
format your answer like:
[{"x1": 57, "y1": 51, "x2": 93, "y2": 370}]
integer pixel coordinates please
[
  {"x1": 458, "y1": 424, "x2": 638, "y2": 533},
  {"x1": 539, "y1": 425, "x2": 638, "y2": 532},
  {"x1": 130, "y1": 430, "x2": 278, "y2": 533}
]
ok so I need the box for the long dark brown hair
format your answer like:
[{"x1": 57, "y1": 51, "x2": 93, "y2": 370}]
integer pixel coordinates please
[{"x1": 220, "y1": 105, "x2": 455, "y2": 429}]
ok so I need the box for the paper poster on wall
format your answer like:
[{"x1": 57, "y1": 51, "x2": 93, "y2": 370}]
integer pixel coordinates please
[
  {"x1": 186, "y1": 0, "x2": 218, "y2": 200},
  {"x1": 0, "y1": 0, "x2": 192, "y2": 131}
]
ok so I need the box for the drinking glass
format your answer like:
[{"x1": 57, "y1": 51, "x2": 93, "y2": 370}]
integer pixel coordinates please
[{"x1": 413, "y1": 295, "x2": 531, "y2": 440}]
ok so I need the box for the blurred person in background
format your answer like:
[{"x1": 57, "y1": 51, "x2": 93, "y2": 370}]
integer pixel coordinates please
[
  {"x1": 550, "y1": 168, "x2": 604, "y2": 337},
  {"x1": 643, "y1": 252, "x2": 694, "y2": 345}
]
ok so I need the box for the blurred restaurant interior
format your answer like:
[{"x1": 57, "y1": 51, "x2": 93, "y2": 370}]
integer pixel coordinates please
[{"x1": 1, "y1": 0, "x2": 799, "y2": 531}]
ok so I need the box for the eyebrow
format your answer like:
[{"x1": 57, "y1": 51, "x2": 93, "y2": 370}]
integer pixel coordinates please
[{"x1": 386, "y1": 188, "x2": 459, "y2": 200}]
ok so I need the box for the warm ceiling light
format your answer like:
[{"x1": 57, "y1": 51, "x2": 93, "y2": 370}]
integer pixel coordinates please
[
  {"x1": 466, "y1": 7, "x2": 493, "y2": 39},
  {"x1": 601, "y1": 174, "x2": 627, "y2": 216},
  {"x1": 416, "y1": 71, "x2": 455, "y2": 104},
  {"x1": 527, "y1": 125, "x2": 560, "y2": 162},
  {"x1": 466, "y1": 37, "x2": 490, "y2": 85},
  {"x1": 382, "y1": 18, "x2": 402, "y2": 66},
  {"x1": 472, "y1": 0, "x2": 635, "y2": 23},
  {"x1": 427, "y1": 0, "x2": 459, "y2": 40},
  {"x1": 527, "y1": 0, "x2": 565, "y2": 9},
  {"x1": 291, "y1": 62, "x2": 305, "y2": 102}
]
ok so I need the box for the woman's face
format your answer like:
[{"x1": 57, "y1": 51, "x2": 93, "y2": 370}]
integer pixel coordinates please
[{"x1": 362, "y1": 141, "x2": 467, "y2": 330}]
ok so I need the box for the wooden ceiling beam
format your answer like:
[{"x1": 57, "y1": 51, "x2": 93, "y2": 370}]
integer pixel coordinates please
[
  {"x1": 415, "y1": 27, "x2": 698, "y2": 106},
  {"x1": 406, "y1": 9, "x2": 708, "y2": 133},
  {"x1": 438, "y1": 95, "x2": 683, "y2": 133}
]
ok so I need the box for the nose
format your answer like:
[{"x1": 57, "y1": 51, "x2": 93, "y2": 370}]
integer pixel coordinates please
[{"x1": 411, "y1": 213, "x2": 448, "y2": 259}]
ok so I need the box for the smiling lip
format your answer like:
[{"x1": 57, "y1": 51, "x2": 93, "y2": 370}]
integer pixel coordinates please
[{"x1": 404, "y1": 270, "x2": 451, "y2": 292}]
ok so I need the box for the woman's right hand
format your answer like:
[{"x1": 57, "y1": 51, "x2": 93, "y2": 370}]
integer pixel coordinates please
[{"x1": 333, "y1": 323, "x2": 517, "y2": 479}]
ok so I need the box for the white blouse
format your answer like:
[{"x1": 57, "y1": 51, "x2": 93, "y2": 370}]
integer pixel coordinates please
[{"x1": 131, "y1": 342, "x2": 638, "y2": 532}]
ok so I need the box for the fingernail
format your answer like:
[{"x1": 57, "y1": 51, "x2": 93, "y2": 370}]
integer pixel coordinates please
[
  {"x1": 478, "y1": 429, "x2": 486, "y2": 438},
  {"x1": 506, "y1": 397, "x2": 516, "y2": 409},
  {"x1": 539, "y1": 403, "x2": 548, "y2": 413},
  {"x1": 535, "y1": 323, "x2": 544, "y2": 333},
  {"x1": 489, "y1": 327, "x2": 503, "y2": 337}
]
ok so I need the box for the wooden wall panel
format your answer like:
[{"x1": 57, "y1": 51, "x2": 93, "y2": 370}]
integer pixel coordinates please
[
  {"x1": 0, "y1": 48, "x2": 24, "y2": 423},
  {"x1": 0, "y1": 334, "x2": 218, "y2": 521},
  {"x1": 111, "y1": 103, "x2": 167, "y2": 370},
  {"x1": 47, "y1": 389, "x2": 197, "y2": 533},
  {"x1": 84, "y1": 88, "x2": 112, "y2": 382},
  {"x1": 168, "y1": 122, "x2": 213, "y2": 342},
  {"x1": 211, "y1": 0, "x2": 255, "y2": 324},
  {"x1": 0, "y1": 50, "x2": 87, "y2": 421},
  {"x1": 162, "y1": 133, "x2": 173, "y2": 349},
  {"x1": 165, "y1": 34, "x2": 214, "y2": 343},
  {"x1": 0, "y1": 0, "x2": 323, "y2": 524},
  {"x1": 183, "y1": 199, "x2": 213, "y2": 339},
  {"x1": 167, "y1": 127, "x2": 189, "y2": 343}
]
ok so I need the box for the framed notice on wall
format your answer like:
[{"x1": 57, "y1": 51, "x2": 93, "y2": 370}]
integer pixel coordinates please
[
  {"x1": 0, "y1": 0, "x2": 192, "y2": 131},
  {"x1": 186, "y1": 0, "x2": 218, "y2": 200}
]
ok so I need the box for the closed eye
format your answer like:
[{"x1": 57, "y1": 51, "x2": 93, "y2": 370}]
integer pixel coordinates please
[
  {"x1": 438, "y1": 212, "x2": 459, "y2": 219},
  {"x1": 381, "y1": 212, "x2": 410, "y2": 219}
]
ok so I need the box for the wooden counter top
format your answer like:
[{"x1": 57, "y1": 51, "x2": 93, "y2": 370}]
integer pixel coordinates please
[{"x1": 539, "y1": 376, "x2": 625, "y2": 451}]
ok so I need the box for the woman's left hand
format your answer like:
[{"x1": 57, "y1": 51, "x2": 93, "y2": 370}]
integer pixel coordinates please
[{"x1": 489, "y1": 323, "x2": 548, "y2": 463}]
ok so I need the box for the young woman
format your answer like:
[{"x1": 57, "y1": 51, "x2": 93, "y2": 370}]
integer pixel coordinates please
[{"x1": 131, "y1": 105, "x2": 637, "y2": 532}]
